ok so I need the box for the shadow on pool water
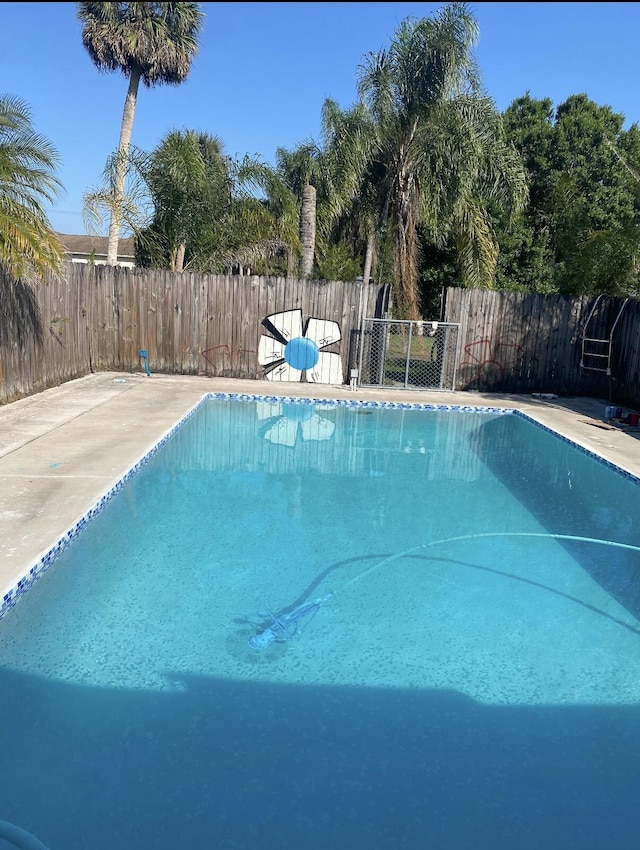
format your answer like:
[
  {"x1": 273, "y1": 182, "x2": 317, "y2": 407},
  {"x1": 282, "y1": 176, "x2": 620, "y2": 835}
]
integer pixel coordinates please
[{"x1": 1, "y1": 666, "x2": 638, "y2": 850}]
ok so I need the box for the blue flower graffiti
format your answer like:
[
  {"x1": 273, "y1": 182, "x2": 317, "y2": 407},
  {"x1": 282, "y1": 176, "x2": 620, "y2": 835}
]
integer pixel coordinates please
[{"x1": 258, "y1": 309, "x2": 342, "y2": 384}]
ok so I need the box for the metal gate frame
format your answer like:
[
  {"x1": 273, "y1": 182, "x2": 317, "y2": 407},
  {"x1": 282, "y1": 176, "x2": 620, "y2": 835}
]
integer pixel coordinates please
[{"x1": 354, "y1": 317, "x2": 460, "y2": 391}]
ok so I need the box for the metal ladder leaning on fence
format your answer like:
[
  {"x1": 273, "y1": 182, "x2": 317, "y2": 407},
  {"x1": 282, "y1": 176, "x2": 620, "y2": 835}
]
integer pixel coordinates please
[{"x1": 580, "y1": 294, "x2": 628, "y2": 377}]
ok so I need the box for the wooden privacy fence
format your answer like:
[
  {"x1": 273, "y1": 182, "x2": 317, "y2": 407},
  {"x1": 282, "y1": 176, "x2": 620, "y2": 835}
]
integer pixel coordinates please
[
  {"x1": 0, "y1": 262, "x2": 388, "y2": 405},
  {"x1": 3, "y1": 262, "x2": 640, "y2": 408},
  {"x1": 443, "y1": 287, "x2": 640, "y2": 406}
]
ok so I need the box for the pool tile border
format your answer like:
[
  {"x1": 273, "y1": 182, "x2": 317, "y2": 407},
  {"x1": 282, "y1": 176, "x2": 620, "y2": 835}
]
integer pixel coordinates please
[{"x1": 2, "y1": 392, "x2": 638, "y2": 621}]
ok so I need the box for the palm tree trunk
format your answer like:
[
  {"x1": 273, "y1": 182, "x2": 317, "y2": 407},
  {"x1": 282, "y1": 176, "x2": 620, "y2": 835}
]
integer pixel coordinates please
[
  {"x1": 175, "y1": 242, "x2": 186, "y2": 272},
  {"x1": 107, "y1": 67, "x2": 141, "y2": 266},
  {"x1": 286, "y1": 247, "x2": 296, "y2": 277},
  {"x1": 300, "y1": 183, "x2": 316, "y2": 277},
  {"x1": 362, "y1": 229, "x2": 375, "y2": 284},
  {"x1": 394, "y1": 195, "x2": 421, "y2": 321}
]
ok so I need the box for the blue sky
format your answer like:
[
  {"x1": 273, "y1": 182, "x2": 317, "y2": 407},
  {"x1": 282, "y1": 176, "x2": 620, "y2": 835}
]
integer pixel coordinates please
[{"x1": 2, "y1": 1, "x2": 639, "y2": 235}]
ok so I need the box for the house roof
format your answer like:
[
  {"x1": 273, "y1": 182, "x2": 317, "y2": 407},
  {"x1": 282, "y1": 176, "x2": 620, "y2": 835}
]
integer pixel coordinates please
[{"x1": 56, "y1": 232, "x2": 135, "y2": 258}]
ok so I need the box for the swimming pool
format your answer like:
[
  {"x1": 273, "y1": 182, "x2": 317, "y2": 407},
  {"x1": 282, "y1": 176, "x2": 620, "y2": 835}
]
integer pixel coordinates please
[{"x1": 1, "y1": 393, "x2": 639, "y2": 849}]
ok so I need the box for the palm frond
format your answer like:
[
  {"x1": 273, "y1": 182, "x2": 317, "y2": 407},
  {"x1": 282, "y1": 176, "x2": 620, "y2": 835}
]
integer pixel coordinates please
[
  {"x1": 77, "y1": 2, "x2": 204, "y2": 86},
  {"x1": 0, "y1": 94, "x2": 64, "y2": 279},
  {"x1": 82, "y1": 143, "x2": 153, "y2": 237},
  {"x1": 453, "y1": 199, "x2": 499, "y2": 287}
]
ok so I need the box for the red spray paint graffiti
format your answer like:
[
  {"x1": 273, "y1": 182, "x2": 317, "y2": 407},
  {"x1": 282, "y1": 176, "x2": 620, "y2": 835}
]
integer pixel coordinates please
[
  {"x1": 200, "y1": 345, "x2": 259, "y2": 376},
  {"x1": 458, "y1": 338, "x2": 524, "y2": 389}
]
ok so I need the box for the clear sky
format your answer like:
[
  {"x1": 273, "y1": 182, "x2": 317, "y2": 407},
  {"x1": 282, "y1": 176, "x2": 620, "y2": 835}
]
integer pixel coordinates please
[{"x1": 2, "y1": 1, "x2": 639, "y2": 235}]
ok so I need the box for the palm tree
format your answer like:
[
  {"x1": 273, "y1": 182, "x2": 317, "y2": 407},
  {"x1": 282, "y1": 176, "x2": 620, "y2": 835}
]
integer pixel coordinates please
[
  {"x1": 230, "y1": 155, "x2": 301, "y2": 276},
  {"x1": 351, "y1": 3, "x2": 527, "y2": 319},
  {"x1": 77, "y1": 2, "x2": 204, "y2": 265},
  {"x1": 0, "y1": 95, "x2": 64, "y2": 280},
  {"x1": 275, "y1": 143, "x2": 326, "y2": 278},
  {"x1": 142, "y1": 129, "x2": 231, "y2": 271},
  {"x1": 320, "y1": 98, "x2": 382, "y2": 284},
  {"x1": 133, "y1": 146, "x2": 301, "y2": 276}
]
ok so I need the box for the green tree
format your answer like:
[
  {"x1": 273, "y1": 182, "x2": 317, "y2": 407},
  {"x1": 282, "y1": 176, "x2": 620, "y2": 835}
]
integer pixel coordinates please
[
  {"x1": 134, "y1": 144, "x2": 302, "y2": 276},
  {"x1": 552, "y1": 95, "x2": 633, "y2": 271},
  {"x1": 277, "y1": 112, "x2": 385, "y2": 283},
  {"x1": 499, "y1": 92, "x2": 640, "y2": 295},
  {"x1": 495, "y1": 93, "x2": 556, "y2": 292},
  {"x1": 353, "y1": 3, "x2": 527, "y2": 319},
  {"x1": 140, "y1": 129, "x2": 231, "y2": 271},
  {"x1": 563, "y1": 125, "x2": 640, "y2": 295},
  {"x1": 228, "y1": 155, "x2": 301, "y2": 276},
  {"x1": 77, "y1": 1, "x2": 203, "y2": 265},
  {"x1": 315, "y1": 240, "x2": 362, "y2": 282},
  {"x1": 275, "y1": 143, "x2": 326, "y2": 278},
  {"x1": 320, "y1": 98, "x2": 383, "y2": 285},
  {"x1": 0, "y1": 95, "x2": 64, "y2": 280}
]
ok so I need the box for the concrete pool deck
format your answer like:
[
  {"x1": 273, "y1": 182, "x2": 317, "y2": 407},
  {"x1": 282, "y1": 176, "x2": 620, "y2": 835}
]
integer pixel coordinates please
[{"x1": 1, "y1": 371, "x2": 639, "y2": 600}]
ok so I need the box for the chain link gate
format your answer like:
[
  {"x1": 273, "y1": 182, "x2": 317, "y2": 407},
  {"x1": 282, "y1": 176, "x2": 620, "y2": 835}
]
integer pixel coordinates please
[{"x1": 354, "y1": 318, "x2": 460, "y2": 391}]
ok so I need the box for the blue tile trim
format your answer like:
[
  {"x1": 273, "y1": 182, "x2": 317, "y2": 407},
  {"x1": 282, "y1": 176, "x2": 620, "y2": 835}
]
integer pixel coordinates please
[
  {"x1": 207, "y1": 391, "x2": 511, "y2": 417},
  {"x1": 511, "y1": 409, "x2": 640, "y2": 484},
  {"x1": 2, "y1": 392, "x2": 638, "y2": 621}
]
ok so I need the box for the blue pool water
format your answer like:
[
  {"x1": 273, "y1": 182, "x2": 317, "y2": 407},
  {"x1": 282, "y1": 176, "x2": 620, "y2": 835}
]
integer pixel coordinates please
[{"x1": 1, "y1": 395, "x2": 639, "y2": 849}]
